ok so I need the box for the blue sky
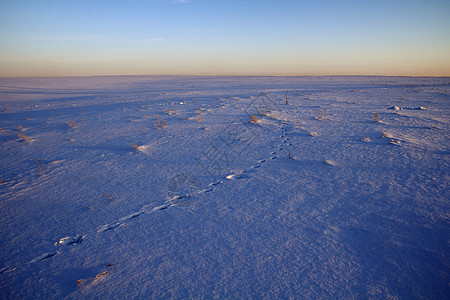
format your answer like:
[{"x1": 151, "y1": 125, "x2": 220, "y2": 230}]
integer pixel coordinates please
[{"x1": 0, "y1": 0, "x2": 449, "y2": 76}]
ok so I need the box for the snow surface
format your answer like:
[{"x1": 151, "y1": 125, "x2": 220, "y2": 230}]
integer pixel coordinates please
[{"x1": 0, "y1": 76, "x2": 449, "y2": 298}]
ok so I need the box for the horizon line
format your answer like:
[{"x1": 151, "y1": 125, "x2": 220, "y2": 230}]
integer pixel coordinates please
[{"x1": 1, "y1": 74, "x2": 449, "y2": 79}]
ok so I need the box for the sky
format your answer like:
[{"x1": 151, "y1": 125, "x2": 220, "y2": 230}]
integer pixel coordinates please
[{"x1": 0, "y1": 0, "x2": 449, "y2": 77}]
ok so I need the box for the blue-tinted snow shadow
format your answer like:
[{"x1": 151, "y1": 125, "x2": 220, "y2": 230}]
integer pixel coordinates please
[{"x1": 338, "y1": 214, "x2": 449, "y2": 298}]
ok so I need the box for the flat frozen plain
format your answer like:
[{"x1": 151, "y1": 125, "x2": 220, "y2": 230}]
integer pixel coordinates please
[{"x1": 0, "y1": 76, "x2": 448, "y2": 298}]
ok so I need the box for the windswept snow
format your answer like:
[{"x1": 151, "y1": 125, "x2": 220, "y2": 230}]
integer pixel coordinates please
[{"x1": 0, "y1": 76, "x2": 449, "y2": 299}]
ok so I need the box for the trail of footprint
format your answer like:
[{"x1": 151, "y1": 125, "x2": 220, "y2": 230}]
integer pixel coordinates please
[{"x1": 20, "y1": 109, "x2": 294, "y2": 270}]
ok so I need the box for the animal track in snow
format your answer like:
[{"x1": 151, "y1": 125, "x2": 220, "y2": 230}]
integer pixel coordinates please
[
  {"x1": 226, "y1": 173, "x2": 242, "y2": 180},
  {"x1": 0, "y1": 267, "x2": 12, "y2": 274},
  {"x1": 17, "y1": 115, "x2": 297, "y2": 271},
  {"x1": 31, "y1": 252, "x2": 57, "y2": 263},
  {"x1": 208, "y1": 180, "x2": 222, "y2": 186},
  {"x1": 120, "y1": 211, "x2": 144, "y2": 221},
  {"x1": 150, "y1": 204, "x2": 170, "y2": 212},
  {"x1": 200, "y1": 186, "x2": 214, "y2": 193},
  {"x1": 55, "y1": 235, "x2": 83, "y2": 246},
  {"x1": 98, "y1": 222, "x2": 122, "y2": 233}
]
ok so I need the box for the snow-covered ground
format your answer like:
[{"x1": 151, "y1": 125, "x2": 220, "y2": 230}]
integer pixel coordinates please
[{"x1": 0, "y1": 76, "x2": 448, "y2": 298}]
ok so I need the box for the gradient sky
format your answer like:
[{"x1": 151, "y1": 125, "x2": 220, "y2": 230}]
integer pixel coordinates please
[{"x1": 0, "y1": 0, "x2": 449, "y2": 77}]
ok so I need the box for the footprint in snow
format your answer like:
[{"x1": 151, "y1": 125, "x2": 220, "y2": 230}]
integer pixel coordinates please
[
  {"x1": 200, "y1": 186, "x2": 214, "y2": 193},
  {"x1": 252, "y1": 165, "x2": 261, "y2": 168},
  {"x1": 31, "y1": 252, "x2": 57, "y2": 263},
  {"x1": 226, "y1": 174, "x2": 242, "y2": 180},
  {"x1": 120, "y1": 211, "x2": 144, "y2": 221},
  {"x1": 389, "y1": 140, "x2": 401, "y2": 146},
  {"x1": 258, "y1": 159, "x2": 266, "y2": 163},
  {"x1": 271, "y1": 155, "x2": 278, "y2": 160},
  {"x1": 98, "y1": 222, "x2": 122, "y2": 233},
  {"x1": 0, "y1": 267, "x2": 13, "y2": 274},
  {"x1": 56, "y1": 235, "x2": 83, "y2": 246},
  {"x1": 150, "y1": 204, "x2": 170, "y2": 212},
  {"x1": 208, "y1": 180, "x2": 222, "y2": 186},
  {"x1": 270, "y1": 151, "x2": 277, "y2": 155}
]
